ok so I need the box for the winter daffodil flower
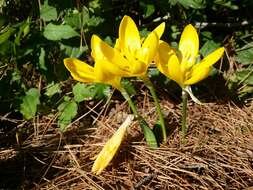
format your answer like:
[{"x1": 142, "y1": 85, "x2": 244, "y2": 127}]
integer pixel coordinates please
[
  {"x1": 156, "y1": 24, "x2": 224, "y2": 91},
  {"x1": 114, "y1": 16, "x2": 168, "y2": 142},
  {"x1": 64, "y1": 25, "x2": 158, "y2": 148},
  {"x1": 156, "y1": 24, "x2": 224, "y2": 141},
  {"x1": 64, "y1": 35, "x2": 131, "y2": 91},
  {"x1": 115, "y1": 15, "x2": 165, "y2": 77},
  {"x1": 92, "y1": 115, "x2": 134, "y2": 175}
]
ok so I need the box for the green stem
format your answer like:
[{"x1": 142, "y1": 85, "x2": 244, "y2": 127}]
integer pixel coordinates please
[
  {"x1": 181, "y1": 89, "x2": 188, "y2": 142},
  {"x1": 120, "y1": 88, "x2": 139, "y2": 117},
  {"x1": 120, "y1": 87, "x2": 158, "y2": 148},
  {"x1": 142, "y1": 75, "x2": 167, "y2": 142}
]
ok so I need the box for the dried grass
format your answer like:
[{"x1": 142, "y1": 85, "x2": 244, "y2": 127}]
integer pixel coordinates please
[{"x1": 1, "y1": 96, "x2": 253, "y2": 190}]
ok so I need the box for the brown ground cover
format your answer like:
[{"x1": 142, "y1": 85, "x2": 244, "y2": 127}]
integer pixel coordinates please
[{"x1": 1, "y1": 93, "x2": 253, "y2": 190}]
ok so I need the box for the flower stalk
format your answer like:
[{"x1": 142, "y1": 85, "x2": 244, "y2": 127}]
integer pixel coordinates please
[
  {"x1": 181, "y1": 89, "x2": 188, "y2": 143},
  {"x1": 142, "y1": 75, "x2": 167, "y2": 142},
  {"x1": 120, "y1": 87, "x2": 158, "y2": 148}
]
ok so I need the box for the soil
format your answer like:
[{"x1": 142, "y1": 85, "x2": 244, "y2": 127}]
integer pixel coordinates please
[{"x1": 0, "y1": 93, "x2": 253, "y2": 190}]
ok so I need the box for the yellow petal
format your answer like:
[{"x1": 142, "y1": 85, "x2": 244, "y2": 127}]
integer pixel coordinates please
[
  {"x1": 184, "y1": 47, "x2": 224, "y2": 85},
  {"x1": 114, "y1": 38, "x2": 120, "y2": 50},
  {"x1": 179, "y1": 24, "x2": 199, "y2": 66},
  {"x1": 91, "y1": 35, "x2": 130, "y2": 74},
  {"x1": 184, "y1": 66, "x2": 210, "y2": 85},
  {"x1": 166, "y1": 54, "x2": 184, "y2": 86},
  {"x1": 94, "y1": 60, "x2": 122, "y2": 90},
  {"x1": 130, "y1": 59, "x2": 148, "y2": 76},
  {"x1": 137, "y1": 31, "x2": 159, "y2": 64},
  {"x1": 118, "y1": 15, "x2": 141, "y2": 56},
  {"x1": 155, "y1": 41, "x2": 176, "y2": 78},
  {"x1": 195, "y1": 47, "x2": 225, "y2": 68},
  {"x1": 92, "y1": 115, "x2": 134, "y2": 175},
  {"x1": 152, "y1": 22, "x2": 165, "y2": 39},
  {"x1": 64, "y1": 58, "x2": 95, "y2": 83}
]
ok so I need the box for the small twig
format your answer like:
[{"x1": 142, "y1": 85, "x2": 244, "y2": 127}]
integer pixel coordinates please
[{"x1": 133, "y1": 172, "x2": 157, "y2": 190}]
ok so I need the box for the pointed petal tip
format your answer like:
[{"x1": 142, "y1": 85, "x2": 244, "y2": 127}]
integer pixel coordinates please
[
  {"x1": 153, "y1": 22, "x2": 166, "y2": 39},
  {"x1": 91, "y1": 115, "x2": 134, "y2": 175}
]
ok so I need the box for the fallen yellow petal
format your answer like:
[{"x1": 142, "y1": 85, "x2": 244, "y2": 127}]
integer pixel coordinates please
[{"x1": 91, "y1": 115, "x2": 134, "y2": 175}]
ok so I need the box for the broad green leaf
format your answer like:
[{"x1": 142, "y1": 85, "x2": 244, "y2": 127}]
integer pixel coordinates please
[
  {"x1": 0, "y1": 40, "x2": 12, "y2": 55},
  {"x1": 214, "y1": 0, "x2": 238, "y2": 10},
  {"x1": 57, "y1": 96, "x2": 78, "y2": 131},
  {"x1": 45, "y1": 82, "x2": 62, "y2": 97},
  {"x1": 60, "y1": 43, "x2": 87, "y2": 58},
  {"x1": 72, "y1": 83, "x2": 95, "y2": 102},
  {"x1": 200, "y1": 40, "x2": 220, "y2": 57},
  {"x1": 139, "y1": 118, "x2": 158, "y2": 148},
  {"x1": 86, "y1": 16, "x2": 104, "y2": 27},
  {"x1": 179, "y1": 0, "x2": 205, "y2": 9},
  {"x1": 140, "y1": 0, "x2": 155, "y2": 18},
  {"x1": 73, "y1": 83, "x2": 110, "y2": 102},
  {"x1": 64, "y1": 10, "x2": 81, "y2": 29},
  {"x1": 39, "y1": 47, "x2": 47, "y2": 71},
  {"x1": 93, "y1": 84, "x2": 111, "y2": 99},
  {"x1": 88, "y1": 0, "x2": 101, "y2": 12},
  {"x1": 40, "y1": 3, "x2": 57, "y2": 21},
  {"x1": 0, "y1": 26, "x2": 15, "y2": 44},
  {"x1": 20, "y1": 88, "x2": 40, "y2": 120},
  {"x1": 236, "y1": 47, "x2": 253, "y2": 65},
  {"x1": 14, "y1": 18, "x2": 30, "y2": 46},
  {"x1": 64, "y1": 7, "x2": 89, "y2": 29},
  {"x1": 43, "y1": 23, "x2": 79, "y2": 41}
]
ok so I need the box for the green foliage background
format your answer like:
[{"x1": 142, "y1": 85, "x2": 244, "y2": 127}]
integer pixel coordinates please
[{"x1": 0, "y1": 0, "x2": 253, "y2": 130}]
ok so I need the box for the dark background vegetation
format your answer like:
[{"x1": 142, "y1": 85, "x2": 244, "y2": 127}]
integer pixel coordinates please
[{"x1": 0, "y1": 0, "x2": 253, "y2": 189}]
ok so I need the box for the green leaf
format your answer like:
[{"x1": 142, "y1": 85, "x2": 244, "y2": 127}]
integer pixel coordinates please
[
  {"x1": 40, "y1": 3, "x2": 57, "y2": 21},
  {"x1": 73, "y1": 83, "x2": 111, "y2": 102},
  {"x1": 86, "y1": 16, "x2": 104, "y2": 27},
  {"x1": 20, "y1": 88, "x2": 40, "y2": 120},
  {"x1": 236, "y1": 47, "x2": 253, "y2": 65},
  {"x1": 65, "y1": 7, "x2": 89, "y2": 29},
  {"x1": 39, "y1": 47, "x2": 47, "y2": 71},
  {"x1": 0, "y1": 40, "x2": 12, "y2": 55},
  {"x1": 14, "y1": 18, "x2": 30, "y2": 46},
  {"x1": 11, "y1": 68, "x2": 21, "y2": 83},
  {"x1": 45, "y1": 82, "x2": 62, "y2": 97},
  {"x1": 0, "y1": 26, "x2": 15, "y2": 44},
  {"x1": 73, "y1": 83, "x2": 95, "y2": 102},
  {"x1": 121, "y1": 79, "x2": 136, "y2": 96},
  {"x1": 139, "y1": 118, "x2": 158, "y2": 148},
  {"x1": 172, "y1": 0, "x2": 205, "y2": 9},
  {"x1": 43, "y1": 23, "x2": 79, "y2": 41},
  {"x1": 93, "y1": 84, "x2": 111, "y2": 99},
  {"x1": 200, "y1": 40, "x2": 220, "y2": 57},
  {"x1": 60, "y1": 43, "x2": 87, "y2": 58},
  {"x1": 57, "y1": 96, "x2": 78, "y2": 131},
  {"x1": 64, "y1": 9, "x2": 81, "y2": 29},
  {"x1": 235, "y1": 69, "x2": 253, "y2": 85},
  {"x1": 140, "y1": 0, "x2": 155, "y2": 18}
]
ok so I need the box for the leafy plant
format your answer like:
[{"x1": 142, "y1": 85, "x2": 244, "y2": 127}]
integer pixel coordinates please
[{"x1": 20, "y1": 88, "x2": 40, "y2": 120}]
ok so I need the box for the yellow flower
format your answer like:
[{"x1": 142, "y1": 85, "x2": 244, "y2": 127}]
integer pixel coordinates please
[
  {"x1": 115, "y1": 15, "x2": 165, "y2": 77},
  {"x1": 92, "y1": 115, "x2": 134, "y2": 175},
  {"x1": 65, "y1": 15, "x2": 165, "y2": 87},
  {"x1": 64, "y1": 35, "x2": 130, "y2": 90},
  {"x1": 156, "y1": 24, "x2": 225, "y2": 88}
]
